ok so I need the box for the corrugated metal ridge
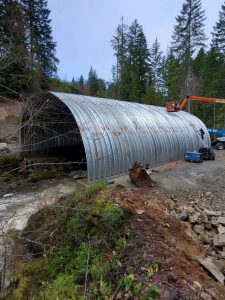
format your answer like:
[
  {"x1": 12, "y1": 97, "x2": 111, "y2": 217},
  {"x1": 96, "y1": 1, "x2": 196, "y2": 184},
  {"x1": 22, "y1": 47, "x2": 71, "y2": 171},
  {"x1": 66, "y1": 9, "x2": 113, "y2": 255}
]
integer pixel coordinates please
[
  {"x1": 20, "y1": 92, "x2": 211, "y2": 182},
  {"x1": 50, "y1": 92, "x2": 210, "y2": 182}
]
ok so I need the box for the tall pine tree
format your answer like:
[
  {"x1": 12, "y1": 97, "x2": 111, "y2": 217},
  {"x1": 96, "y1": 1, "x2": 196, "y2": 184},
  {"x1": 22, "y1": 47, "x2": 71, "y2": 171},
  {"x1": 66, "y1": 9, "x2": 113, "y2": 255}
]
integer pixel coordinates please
[
  {"x1": 212, "y1": 3, "x2": 225, "y2": 54},
  {"x1": 127, "y1": 20, "x2": 149, "y2": 101},
  {"x1": 0, "y1": 0, "x2": 30, "y2": 93},
  {"x1": 22, "y1": 0, "x2": 58, "y2": 90},
  {"x1": 111, "y1": 19, "x2": 150, "y2": 101},
  {"x1": 111, "y1": 17, "x2": 128, "y2": 99},
  {"x1": 165, "y1": 49, "x2": 183, "y2": 99},
  {"x1": 171, "y1": 0, "x2": 206, "y2": 110},
  {"x1": 172, "y1": 0, "x2": 206, "y2": 67},
  {"x1": 87, "y1": 66, "x2": 99, "y2": 96},
  {"x1": 149, "y1": 38, "x2": 165, "y2": 95}
]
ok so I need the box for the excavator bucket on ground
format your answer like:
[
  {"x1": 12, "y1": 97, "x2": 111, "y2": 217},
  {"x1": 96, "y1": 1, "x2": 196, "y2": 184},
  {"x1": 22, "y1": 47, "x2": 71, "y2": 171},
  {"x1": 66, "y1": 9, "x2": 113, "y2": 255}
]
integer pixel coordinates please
[{"x1": 129, "y1": 162, "x2": 157, "y2": 188}]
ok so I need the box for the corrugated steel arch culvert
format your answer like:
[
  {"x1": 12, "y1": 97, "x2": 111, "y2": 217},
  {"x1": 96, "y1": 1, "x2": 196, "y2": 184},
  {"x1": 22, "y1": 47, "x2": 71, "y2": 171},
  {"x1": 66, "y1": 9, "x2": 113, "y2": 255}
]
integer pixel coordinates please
[{"x1": 20, "y1": 92, "x2": 211, "y2": 182}]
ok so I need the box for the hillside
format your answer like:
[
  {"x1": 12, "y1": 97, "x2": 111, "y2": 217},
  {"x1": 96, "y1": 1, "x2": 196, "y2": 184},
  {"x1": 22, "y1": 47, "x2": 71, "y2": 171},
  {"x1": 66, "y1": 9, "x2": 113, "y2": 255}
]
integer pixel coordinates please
[{"x1": 5, "y1": 179, "x2": 225, "y2": 300}]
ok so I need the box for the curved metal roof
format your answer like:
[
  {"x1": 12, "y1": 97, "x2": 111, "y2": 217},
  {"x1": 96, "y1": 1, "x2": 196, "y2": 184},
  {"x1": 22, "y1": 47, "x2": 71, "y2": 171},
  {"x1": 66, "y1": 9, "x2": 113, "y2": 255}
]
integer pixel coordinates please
[{"x1": 20, "y1": 92, "x2": 210, "y2": 182}]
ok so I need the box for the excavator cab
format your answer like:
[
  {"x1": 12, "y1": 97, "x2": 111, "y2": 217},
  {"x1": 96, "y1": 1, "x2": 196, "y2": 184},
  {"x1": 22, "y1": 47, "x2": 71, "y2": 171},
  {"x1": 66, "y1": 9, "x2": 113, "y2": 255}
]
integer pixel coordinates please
[{"x1": 166, "y1": 100, "x2": 180, "y2": 112}]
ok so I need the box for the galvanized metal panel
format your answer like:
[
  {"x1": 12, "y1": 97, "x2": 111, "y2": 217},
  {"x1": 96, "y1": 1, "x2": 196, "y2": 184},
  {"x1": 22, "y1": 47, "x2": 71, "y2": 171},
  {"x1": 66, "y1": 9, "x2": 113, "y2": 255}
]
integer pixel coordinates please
[{"x1": 20, "y1": 92, "x2": 211, "y2": 182}]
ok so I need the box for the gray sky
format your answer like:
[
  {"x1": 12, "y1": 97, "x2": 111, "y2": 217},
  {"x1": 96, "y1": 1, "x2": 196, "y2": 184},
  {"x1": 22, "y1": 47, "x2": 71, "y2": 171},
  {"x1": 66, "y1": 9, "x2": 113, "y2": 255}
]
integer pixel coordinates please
[{"x1": 48, "y1": 0, "x2": 224, "y2": 82}]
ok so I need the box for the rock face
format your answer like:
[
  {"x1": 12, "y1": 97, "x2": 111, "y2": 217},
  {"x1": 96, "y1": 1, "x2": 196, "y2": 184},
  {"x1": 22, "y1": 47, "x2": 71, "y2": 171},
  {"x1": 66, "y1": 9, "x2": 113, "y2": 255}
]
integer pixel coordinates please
[
  {"x1": 213, "y1": 234, "x2": 225, "y2": 247},
  {"x1": 167, "y1": 192, "x2": 225, "y2": 283},
  {"x1": 198, "y1": 257, "x2": 225, "y2": 284}
]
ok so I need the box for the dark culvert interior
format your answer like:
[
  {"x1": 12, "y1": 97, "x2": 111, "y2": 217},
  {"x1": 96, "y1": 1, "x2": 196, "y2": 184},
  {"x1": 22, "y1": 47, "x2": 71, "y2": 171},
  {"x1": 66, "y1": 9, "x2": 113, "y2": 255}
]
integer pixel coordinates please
[{"x1": 20, "y1": 94, "x2": 87, "y2": 171}]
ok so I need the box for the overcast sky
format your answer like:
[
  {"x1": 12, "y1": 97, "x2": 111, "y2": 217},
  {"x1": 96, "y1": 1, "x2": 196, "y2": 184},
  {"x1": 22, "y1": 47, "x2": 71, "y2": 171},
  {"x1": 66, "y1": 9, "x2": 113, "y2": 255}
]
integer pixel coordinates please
[{"x1": 48, "y1": 0, "x2": 224, "y2": 82}]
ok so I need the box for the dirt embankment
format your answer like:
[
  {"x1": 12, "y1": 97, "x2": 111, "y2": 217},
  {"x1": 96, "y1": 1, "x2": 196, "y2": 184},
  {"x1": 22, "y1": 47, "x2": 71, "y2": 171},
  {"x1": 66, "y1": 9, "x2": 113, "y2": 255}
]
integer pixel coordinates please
[
  {"x1": 111, "y1": 150, "x2": 225, "y2": 298},
  {"x1": 113, "y1": 185, "x2": 225, "y2": 299},
  {"x1": 6, "y1": 182, "x2": 225, "y2": 299},
  {"x1": 0, "y1": 98, "x2": 22, "y2": 142}
]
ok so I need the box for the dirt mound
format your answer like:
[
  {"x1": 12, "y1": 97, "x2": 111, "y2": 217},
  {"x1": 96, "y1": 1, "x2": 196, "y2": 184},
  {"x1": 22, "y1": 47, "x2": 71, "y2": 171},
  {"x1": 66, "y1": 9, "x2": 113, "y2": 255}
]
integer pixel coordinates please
[{"x1": 112, "y1": 186, "x2": 225, "y2": 299}]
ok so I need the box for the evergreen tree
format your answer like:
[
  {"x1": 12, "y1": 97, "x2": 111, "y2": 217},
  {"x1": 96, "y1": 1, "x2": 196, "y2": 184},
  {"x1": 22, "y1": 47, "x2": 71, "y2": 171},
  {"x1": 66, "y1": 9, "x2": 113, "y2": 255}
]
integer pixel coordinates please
[
  {"x1": 111, "y1": 17, "x2": 128, "y2": 98},
  {"x1": 192, "y1": 47, "x2": 206, "y2": 78},
  {"x1": 111, "y1": 19, "x2": 149, "y2": 101},
  {"x1": 149, "y1": 38, "x2": 165, "y2": 95},
  {"x1": 212, "y1": 3, "x2": 225, "y2": 54},
  {"x1": 164, "y1": 50, "x2": 183, "y2": 99},
  {"x1": 172, "y1": 0, "x2": 206, "y2": 67},
  {"x1": 22, "y1": 0, "x2": 58, "y2": 90},
  {"x1": 126, "y1": 19, "x2": 149, "y2": 101},
  {"x1": 87, "y1": 66, "x2": 99, "y2": 96},
  {"x1": 79, "y1": 75, "x2": 84, "y2": 85},
  {"x1": 97, "y1": 78, "x2": 106, "y2": 97},
  {"x1": 190, "y1": 47, "x2": 225, "y2": 127},
  {"x1": 0, "y1": 0, "x2": 30, "y2": 93},
  {"x1": 171, "y1": 0, "x2": 206, "y2": 110},
  {"x1": 201, "y1": 47, "x2": 225, "y2": 98}
]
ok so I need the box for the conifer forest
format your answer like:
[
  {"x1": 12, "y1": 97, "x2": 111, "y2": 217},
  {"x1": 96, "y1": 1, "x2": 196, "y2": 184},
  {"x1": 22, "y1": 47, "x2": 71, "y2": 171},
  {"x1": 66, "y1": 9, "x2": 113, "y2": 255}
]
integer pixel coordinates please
[{"x1": 0, "y1": 0, "x2": 225, "y2": 127}]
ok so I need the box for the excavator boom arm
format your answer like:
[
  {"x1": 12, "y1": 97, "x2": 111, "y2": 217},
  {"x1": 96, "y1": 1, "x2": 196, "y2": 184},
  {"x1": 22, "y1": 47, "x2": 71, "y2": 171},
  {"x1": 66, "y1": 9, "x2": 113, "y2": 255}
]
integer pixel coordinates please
[
  {"x1": 180, "y1": 96, "x2": 225, "y2": 110},
  {"x1": 166, "y1": 95, "x2": 225, "y2": 112}
]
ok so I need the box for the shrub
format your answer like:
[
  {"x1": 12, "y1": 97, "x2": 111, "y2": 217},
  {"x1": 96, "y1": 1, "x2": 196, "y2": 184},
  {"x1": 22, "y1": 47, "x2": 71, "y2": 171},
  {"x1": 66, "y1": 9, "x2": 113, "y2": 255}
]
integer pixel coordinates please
[
  {"x1": 47, "y1": 244, "x2": 77, "y2": 278},
  {"x1": 2, "y1": 173, "x2": 17, "y2": 182},
  {"x1": 10, "y1": 180, "x2": 131, "y2": 299},
  {"x1": 42, "y1": 274, "x2": 82, "y2": 300},
  {"x1": 74, "y1": 243, "x2": 103, "y2": 280},
  {"x1": 66, "y1": 210, "x2": 88, "y2": 240},
  {"x1": 0, "y1": 152, "x2": 22, "y2": 171},
  {"x1": 84, "y1": 180, "x2": 108, "y2": 200},
  {"x1": 90, "y1": 255, "x2": 110, "y2": 281},
  {"x1": 103, "y1": 203, "x2": 124, "y2": 227},
  {"x1": 29, "y1": 169, "x2": 57, "y2": 182},
  {"x1": 142, "y1": 285, "x2": 160, "y2": 300}
]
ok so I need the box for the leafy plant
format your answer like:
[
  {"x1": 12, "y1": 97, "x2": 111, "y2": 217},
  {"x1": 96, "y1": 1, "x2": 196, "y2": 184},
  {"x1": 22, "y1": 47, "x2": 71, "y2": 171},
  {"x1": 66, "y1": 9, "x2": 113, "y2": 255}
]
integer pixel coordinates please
[
  {"x1": 103, "y1": 203, "x2": 124, "y2": 227},
  {"x1": 90, "y1": 255, "x2": 110, "y2": 281},
  {"x1": 47, "y1": 244, "x2": 77, "y2": 278},
  {"x1": 41, "y1": 274, "x2": 82, "y2": 300},
  {"x1": 66, "y1": 209, "x2": 88, "y2": 240},
  {"x1": 147, "y1": 260, "x2": 159, "y2": 278},
  {"x1": 142, "y1": 285, "x2": 160, "y2": 300},
  {"x1": 134, "y1": 282, "x2": 142, "y2": 294},
  {"x1": 74, "y1": 242, "x2": 103, "y2": 280},
  {"x1": 115, "y1": 237, "x2": 127, "y2": 252},
  {"x1": 124, "y1": 273, "x2": 135, "y2": 290}
]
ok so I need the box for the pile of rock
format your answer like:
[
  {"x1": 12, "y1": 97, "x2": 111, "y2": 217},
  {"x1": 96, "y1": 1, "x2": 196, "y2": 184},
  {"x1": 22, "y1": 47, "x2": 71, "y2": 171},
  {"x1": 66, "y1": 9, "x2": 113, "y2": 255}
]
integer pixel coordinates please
[{"x1": 167, "y1": 193, "x2": 225, "y2": 279}]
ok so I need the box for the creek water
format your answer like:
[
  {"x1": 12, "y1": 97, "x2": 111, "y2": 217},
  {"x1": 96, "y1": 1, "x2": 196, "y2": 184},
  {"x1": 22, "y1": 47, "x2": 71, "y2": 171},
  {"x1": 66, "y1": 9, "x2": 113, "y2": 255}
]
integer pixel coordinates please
[{"x1": 0, "y1": 177, "x2": 79, "y2": 290}]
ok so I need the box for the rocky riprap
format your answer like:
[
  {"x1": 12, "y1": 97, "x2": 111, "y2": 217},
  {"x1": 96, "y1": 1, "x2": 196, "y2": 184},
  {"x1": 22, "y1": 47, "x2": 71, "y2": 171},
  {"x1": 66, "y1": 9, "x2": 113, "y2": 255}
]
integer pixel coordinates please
[{"x1": 167, "y1": 191, "x2": 225, "y2": 284}]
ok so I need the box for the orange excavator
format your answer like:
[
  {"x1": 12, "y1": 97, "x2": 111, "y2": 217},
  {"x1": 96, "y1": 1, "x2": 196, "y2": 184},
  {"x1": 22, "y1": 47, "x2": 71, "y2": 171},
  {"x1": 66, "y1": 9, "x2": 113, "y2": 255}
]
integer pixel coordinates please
[{"x1": 166, "y1": 95, "x2": 225, "y2": 112}]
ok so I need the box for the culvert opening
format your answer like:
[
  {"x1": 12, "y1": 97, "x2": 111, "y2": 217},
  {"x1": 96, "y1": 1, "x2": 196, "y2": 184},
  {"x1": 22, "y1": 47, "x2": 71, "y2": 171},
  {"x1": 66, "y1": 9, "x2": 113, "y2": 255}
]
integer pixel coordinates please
[{"x1": 20, "y1": 93, "x2": 87, "y2": 171}]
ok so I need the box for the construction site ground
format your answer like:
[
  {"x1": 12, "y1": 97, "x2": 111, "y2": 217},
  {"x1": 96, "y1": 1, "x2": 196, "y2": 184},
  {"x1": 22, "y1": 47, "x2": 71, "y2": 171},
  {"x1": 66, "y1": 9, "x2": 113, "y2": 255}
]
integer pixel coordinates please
[
  {"x1": 112, "y1": 149, "x2": 225, "y2": 299},
  {"x1": 115, "y1": 149, "x2": 225, "y2": 208}
]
